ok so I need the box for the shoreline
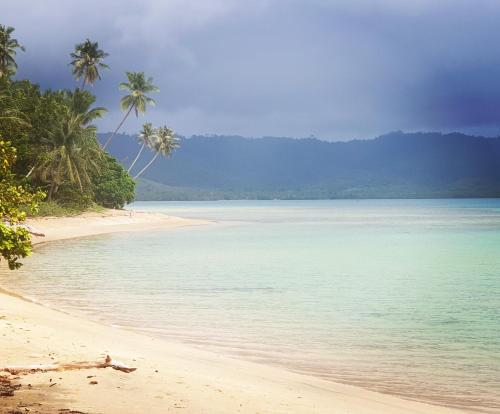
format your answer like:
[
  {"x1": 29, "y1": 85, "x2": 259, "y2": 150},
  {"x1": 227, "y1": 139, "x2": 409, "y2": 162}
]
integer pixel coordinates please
[
  {"x1": 0, "y1": 211, "x2": 468, "y2": 413},
  {"x1": 28, "y1": 209, "x2": 211, "y2": 246}
]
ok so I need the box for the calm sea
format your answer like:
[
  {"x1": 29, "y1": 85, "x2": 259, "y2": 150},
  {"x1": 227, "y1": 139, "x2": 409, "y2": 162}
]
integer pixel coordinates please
[{"x1": 1, "y1": 200, "x2": 499, "y2": 412}]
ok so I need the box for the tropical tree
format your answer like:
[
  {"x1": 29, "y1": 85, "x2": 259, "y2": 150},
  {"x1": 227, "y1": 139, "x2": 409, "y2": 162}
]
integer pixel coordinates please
[
  {"x1": 134, "y1": 125, "x2": 179, "y2": 179},
  {"x1": 127, "y1": 122, "x2": 155, "y2": 173},
  {"x1": 31, "y1": 90, "x2": 106, "y2": 199},
  {"x1": 0, "y1": 25, "x2": 25, "y2": 79},
  {"x1": 65, "y1": 88, "x2": 107, "y2": 127},
  {"x1": 94, "y1": 154, "x2": 136, "y2": 209},
  {"x1": 103, "y1": 71, "x2": 159, "y2": 149},
  {"x1": 70, "y1": 39, "x2": 109, "y2": 89}
]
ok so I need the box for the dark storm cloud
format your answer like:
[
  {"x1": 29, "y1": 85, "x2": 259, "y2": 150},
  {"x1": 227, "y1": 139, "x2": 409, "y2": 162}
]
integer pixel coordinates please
[{"x1": 3, "y1": 0, "x2": 500, "y2": 140}]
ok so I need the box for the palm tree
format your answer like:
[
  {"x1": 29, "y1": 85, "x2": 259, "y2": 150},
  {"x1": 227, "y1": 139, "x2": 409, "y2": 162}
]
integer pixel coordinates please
[
  {"x1": 70, "y1": 39, "x2": 109, "y2": 89},
  {"x1": 35, "y1": 114, "x2": 103, "y2": 200},
  {"x1": 66, "y1": 88, "x2": 107, "y2": 126},
  {"x1": 127, "y1": 122, "x2": 156, "y2": 174},
  {"x1": 134, "y1": 125, "x2": 179, "y2": 179},
  {"x1": 102, "y1": 72, "x2": 159, "y2": 149},
  {"x1": 31, "y1": 90, "x2": 106, "y2": 199},
  {"x1": 27, "y1": 89, "x2": 106, "y2": 180},
  {"x1": 0, "y1": 25, "x2": 25, "y2": 79}
]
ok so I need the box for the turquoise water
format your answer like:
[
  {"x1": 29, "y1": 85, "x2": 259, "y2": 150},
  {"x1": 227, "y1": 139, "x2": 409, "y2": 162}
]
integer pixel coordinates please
[{"x1": 1, "y1": 200, "x2": 499, "y2": 412}]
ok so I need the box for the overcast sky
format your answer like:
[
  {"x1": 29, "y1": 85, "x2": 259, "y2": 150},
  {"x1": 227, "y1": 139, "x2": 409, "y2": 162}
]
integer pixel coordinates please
[{"x1": 4, "y1": 0, "x2": 500, "y2": 140}]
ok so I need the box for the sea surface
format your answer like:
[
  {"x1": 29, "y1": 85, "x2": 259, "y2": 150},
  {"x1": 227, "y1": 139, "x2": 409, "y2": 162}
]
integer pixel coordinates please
[{"x1": 1, "y1": 199, "x2": 499, "y2": 412}]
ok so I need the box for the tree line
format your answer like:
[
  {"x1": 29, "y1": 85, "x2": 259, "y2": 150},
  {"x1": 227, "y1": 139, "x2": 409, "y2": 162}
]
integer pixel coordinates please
[{"x1": 0, "y1": 24, "x2": 179, "y2": 269}]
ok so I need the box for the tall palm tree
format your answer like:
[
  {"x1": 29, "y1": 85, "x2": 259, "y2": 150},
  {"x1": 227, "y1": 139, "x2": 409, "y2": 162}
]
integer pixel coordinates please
[
  {"x1": 134, "y1": 125, "x2": 179, "y2": 179},
  {"x1": 70, "y1": 39, "x2": 109, "y2": 89},
  {"x1": 31, "y1": 90, "x2": 106, "y2": 199},
  {"x1": 103, "y1": 71, "x2": 159, "y2": 149},
  {"x1": 127, "y1": 122, "x2": 156, "y2": 174},
  {"x1": 0, "y1": 25, "x2": 25, "y2": 79}
]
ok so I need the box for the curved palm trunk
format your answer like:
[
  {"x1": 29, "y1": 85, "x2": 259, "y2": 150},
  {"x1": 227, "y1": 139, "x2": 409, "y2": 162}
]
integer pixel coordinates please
[
  {"x1": 26, "y1": 165, "x2": 35, "y2": 178},
  {"x1": 127, "y1": 142, "x2": 146, "y2": 174},
  {"x1": 102, "y1": 104, "x2": 134, "y2": 149},
  {"x1": 134, "y1": 152, "x2": 159, "y2": 179}
]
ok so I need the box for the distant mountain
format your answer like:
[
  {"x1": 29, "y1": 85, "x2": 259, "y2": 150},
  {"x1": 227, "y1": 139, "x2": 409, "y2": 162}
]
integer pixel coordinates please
[{"x1": 99, "y1": 132, "x2": 500, "y2": 200}]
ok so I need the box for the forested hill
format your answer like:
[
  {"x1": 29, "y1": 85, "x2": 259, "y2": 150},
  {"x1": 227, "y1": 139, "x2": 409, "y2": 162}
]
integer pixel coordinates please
[{"x1": 100, "y1": 131, "x2": 500, "y2": 200}]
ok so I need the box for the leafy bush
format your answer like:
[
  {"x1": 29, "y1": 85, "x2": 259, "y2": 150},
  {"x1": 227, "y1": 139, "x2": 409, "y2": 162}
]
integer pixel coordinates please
[
  {"x1": 34, "y1": 201, "x2": 75, "y2": 217},
  {"x1": 93, "y1": 155, "x2": 135, "y2": 209},
  {"x1": 0, "y1": 139, "x2": 44, "y2": 269},
  {"x1": 54, "y1": 183, "x2": 94, "y2": 211}
]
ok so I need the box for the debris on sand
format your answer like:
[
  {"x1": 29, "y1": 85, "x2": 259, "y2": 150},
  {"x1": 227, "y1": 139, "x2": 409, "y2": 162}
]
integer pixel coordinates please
[
  {"x1": 1, "y1": 355, "x2": 137, "y2": 375},
  {"x1": 0, "y1": 375, "x2": 21, "y2": 397}
]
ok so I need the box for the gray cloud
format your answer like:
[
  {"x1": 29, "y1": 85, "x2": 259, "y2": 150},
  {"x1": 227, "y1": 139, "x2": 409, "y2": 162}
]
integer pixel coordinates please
[{"x1": 4, "y1": 0, "x2": 500, "y2": 140}]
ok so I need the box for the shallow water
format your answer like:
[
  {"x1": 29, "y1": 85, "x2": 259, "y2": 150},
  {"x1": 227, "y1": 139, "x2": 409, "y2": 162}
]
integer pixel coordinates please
[{"x1": 1, "y1": 199, "x2": 499, "y2": 412}]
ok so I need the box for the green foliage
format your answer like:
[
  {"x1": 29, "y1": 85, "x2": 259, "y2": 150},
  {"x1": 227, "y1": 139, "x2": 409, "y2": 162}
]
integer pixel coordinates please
[
  {"x1": 103, "y1": 71, "x2": 159, "y2": 149},
  {"x1": 0, "y1": 224, "x2": 31, "y2": 270},
  {"x1": 133, "y1": 124, "x2": 179, "y2": 179},
  {"x1": 93, "y1": 155, "x2": 135, "y2": 209},
  {"x1": 0, "y1": 139, "x2": 44, "y2": 269},
  {"x1": 127, "y1": 122, "x2": 154, "y2": 174},
  {"x1": 35, "y1": 201, "x2": 77, "y2": 217},
  {"x1": 70, "y1": 39, "x2": 109, "y2": 88},
  {"x1": 34, "y1": 201, "x2": 105, "y2": 217},
  {"x1": 0, "y1": 140, "x2": 42, "y2": 222},
  {"x1": 29, "y1": 89, "x2": 106, "y2": 200},
  {"x1": 119, "y1": 71, "x2": 159, "y2": 116},
  {"x1": 0, "y1": 25, "x2": 25, "y2": 79},
  {"x1": 53, "y1": 183, "x2": 94, "y2": 211},
  {"x1": 0, "y1": 78, "x2": 36, "y2": 173},
  {"x1": 0, "y1": 75, "x2": 136, "y2": 212},
  {"x1": 0, "y1": 26, "x2": 141, "y2": 224}
]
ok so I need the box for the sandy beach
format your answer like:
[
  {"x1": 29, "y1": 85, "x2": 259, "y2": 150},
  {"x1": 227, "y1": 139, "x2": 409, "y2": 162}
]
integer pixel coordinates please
[
  {"x1": 27, "y1": 209, "x2": 211, "y2": 245},
  {"x1": 0, "y1": 211, "x2": 467, "y2": 414}
]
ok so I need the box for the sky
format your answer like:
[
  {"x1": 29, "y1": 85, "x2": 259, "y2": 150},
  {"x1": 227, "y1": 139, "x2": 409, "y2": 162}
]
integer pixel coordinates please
[{"x1": 4, "y1": 0, "x2": 500, "y2": 141}]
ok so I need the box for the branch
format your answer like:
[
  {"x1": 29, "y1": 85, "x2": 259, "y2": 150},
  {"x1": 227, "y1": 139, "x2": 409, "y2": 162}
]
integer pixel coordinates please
[
  {"x1": 2, "y1": 222, "x2": 45, "y2": 237},
  {"x1": 2, "y1": 355, "x2": 136, "y2": 375}
]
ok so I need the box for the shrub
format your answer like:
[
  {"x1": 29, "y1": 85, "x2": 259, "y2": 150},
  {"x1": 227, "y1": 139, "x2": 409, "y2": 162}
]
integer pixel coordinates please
[
  {"x1": 54, "y1": 183, "x2": 94, "y2": 211},
  {"x1": 93, "y1": 155, "x2": 135, "y2": 209},
  {"x1": 0, "y1": 139, "x2": 44, "y2": 269}
]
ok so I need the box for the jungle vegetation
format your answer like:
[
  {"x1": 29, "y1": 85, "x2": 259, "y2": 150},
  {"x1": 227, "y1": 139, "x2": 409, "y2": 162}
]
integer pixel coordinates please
[{"x1": 0, "y1": 24, "x2": 178, "y2": 269}]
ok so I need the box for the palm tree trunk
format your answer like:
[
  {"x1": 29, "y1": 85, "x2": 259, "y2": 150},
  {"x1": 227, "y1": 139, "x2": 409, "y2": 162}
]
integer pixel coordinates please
[
  {"x1": 81, "y1": 78, "x2": 86, "y2": 90},
  {"x1": 47, "y1": 182, "x2": 58, "y2": 201},
  {"x1": 102, "y1": 104, "x2": 134, "y2": 150},
  {"x1": 134, "y1": 152, "x2": 159, "y2": 179},
  {"x1": 26, "y1": 165, "x2": 35, "y2": 178},
  {"x1": 127, "y1": 142, "x2": 146, "y2": 174}
]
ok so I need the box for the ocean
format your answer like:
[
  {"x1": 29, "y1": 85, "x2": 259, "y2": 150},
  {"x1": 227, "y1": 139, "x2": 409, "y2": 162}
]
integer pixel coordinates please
[{"x1": 1, "y1": 199, "x2": 499, "y2": 412}]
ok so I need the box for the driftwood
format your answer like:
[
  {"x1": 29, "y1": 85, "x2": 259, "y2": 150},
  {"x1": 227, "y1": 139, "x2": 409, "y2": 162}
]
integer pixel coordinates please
[
  {"x1": 3, "y1": 222, "x2": 45, "y2": 237},
  {"x1": 16, "y1": 223, "x2": 45, "y2": 237},
  {"x1": 1, "y1": 355, "x2": 136, "y2": 375}
]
